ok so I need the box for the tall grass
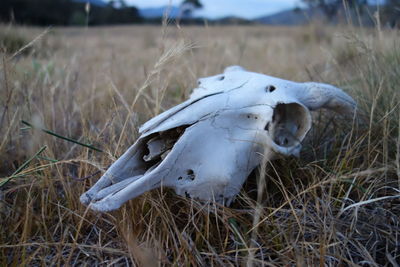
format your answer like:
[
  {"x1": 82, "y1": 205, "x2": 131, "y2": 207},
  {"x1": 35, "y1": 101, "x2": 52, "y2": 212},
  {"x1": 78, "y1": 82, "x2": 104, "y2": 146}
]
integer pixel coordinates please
[{"x1": 0, "y1": 23, "x2": 399, "y2": 265}]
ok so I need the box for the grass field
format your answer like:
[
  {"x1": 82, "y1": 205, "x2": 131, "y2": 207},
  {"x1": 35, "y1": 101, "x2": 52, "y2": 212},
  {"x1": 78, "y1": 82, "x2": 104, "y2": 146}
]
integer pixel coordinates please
[{"x1": 0, "y1": 23, "x2": 399, "y2": 266}]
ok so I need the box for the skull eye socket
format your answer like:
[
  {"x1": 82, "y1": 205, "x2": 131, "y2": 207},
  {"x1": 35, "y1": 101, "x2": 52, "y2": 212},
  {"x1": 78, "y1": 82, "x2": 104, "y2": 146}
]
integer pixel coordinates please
[
  {"x1": 218, "y1": 76, "x2": 225, "y2": 81},
  {"x1": 269, "y1": 103, "x2": 311, "y2": 147},
  {"x1": 266, "y1": 85, "x2": 276, "y2": 92}
]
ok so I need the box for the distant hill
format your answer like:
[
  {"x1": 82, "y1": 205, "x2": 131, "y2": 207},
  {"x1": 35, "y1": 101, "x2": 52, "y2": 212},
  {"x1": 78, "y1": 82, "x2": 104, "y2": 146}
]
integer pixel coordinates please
[
  {"x1": 256, "y1": 8, "x2": 324, "y2": 25},
  {"x1": 256, "y1": 6, "x2": 378, "y2": 26},
  {"x1": 137, "y1": 4, "x2": 382, "y2": 26},
  {"x1": 72, "y1": 0, "x2": 107, "y2": 7},
  {"x1": 213, "y1": 16, "x2": 253, "y2": 25},
  {"x1": 140, "y1": 6, "x2": 181, "y2": 19}
]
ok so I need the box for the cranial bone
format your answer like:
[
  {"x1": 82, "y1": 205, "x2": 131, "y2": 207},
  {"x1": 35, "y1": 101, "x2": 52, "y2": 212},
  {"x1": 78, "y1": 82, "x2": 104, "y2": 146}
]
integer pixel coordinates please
[{"x1": 80, "y1": 66, "x2": 356, "y2": 212}]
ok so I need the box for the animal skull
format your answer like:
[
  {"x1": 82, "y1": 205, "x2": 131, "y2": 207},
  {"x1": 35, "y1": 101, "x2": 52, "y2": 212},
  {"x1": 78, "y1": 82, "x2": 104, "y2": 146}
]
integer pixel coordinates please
[{"x1": 80, "y1": 66, "x2": 356, "y2": 212}]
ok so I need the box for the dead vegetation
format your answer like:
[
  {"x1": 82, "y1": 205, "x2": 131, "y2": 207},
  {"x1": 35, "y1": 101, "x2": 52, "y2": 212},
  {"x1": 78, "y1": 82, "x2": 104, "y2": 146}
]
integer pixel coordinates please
[{"x1": 0, "y1": 23, "x2": 399, "y2": 266}]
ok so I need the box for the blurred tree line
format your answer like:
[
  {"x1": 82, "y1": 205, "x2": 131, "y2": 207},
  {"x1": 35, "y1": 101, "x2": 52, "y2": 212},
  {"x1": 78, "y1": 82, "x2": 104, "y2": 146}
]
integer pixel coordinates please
[
  {"x1": 0, "y1": 0, "x2": 142, "y2": 26},
  {"x1": 302, "y1": 0, "x2": 399, "y2": 27}
]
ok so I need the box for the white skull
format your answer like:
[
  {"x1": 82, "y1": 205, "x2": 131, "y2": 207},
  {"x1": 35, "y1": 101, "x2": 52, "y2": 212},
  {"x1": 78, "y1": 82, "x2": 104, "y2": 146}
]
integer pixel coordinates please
[{"x1": 80, "y1": 66, "x2": 356, "y2": 212}]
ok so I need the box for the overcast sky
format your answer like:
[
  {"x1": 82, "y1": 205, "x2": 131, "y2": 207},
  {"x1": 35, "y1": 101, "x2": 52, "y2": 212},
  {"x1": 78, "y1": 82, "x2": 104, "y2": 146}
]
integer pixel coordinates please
[{"x1": 123, "y1": 0, "x2": 303, "y2": 19}]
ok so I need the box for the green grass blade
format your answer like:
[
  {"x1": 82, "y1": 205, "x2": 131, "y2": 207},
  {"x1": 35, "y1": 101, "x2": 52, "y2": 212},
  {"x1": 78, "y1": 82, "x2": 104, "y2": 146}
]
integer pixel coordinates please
[
  {"x1": 36, "y1": 155, "x2": 59, "y2": 163},
  {"x1": 0, "y1": 145, "x2": 47, "y2": 188},
  {"x1": 21, "y1": 120, "x2": 103, "y2": 152}
]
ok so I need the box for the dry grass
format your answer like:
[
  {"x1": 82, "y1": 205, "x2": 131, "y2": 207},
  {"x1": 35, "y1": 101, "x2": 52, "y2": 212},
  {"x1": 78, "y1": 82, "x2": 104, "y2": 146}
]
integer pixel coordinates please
[{"x1": 0, "y1": 22, "x2": 399, "y2": 266}]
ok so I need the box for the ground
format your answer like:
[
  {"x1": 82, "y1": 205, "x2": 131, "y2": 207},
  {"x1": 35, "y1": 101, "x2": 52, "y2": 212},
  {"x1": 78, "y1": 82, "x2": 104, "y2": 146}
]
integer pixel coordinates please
[{"x1": 0, "y1": 24, "x2": 399, "y2": 266}]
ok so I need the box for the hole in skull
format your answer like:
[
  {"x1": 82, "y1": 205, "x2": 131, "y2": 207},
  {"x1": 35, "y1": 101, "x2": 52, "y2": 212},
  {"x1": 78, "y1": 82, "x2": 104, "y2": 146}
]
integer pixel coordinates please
[
  {"x1": 186, "y1": 169, "x2": 195, "y2": 180},
  {"x1": 218, "y1": 75, "x2": 225, "y2": 81},
  {"x1": 270, "y1": 103, "x2": 308, "y2": 147},
  {"x1": 275, "y1": 135, "x2": 293, "y2": 146},
  {"x1": 178, "y1": 169, "x2": 196, "y2": 181},
  {"x1": 266, "y1": 85, "x2": 276, "y2": 92},
  {"x1": 284, "y1": 138, "x2": 289, "y2": 145},
  {"x1": 264, "y1": 122, "x2": 270, "y2": 131},
  {"x1": 143, "y1": 126, "x2": 188, "y2": 163},
  {"x1": 185, "y1": 191, "x2": 191, "y2": 198}
]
